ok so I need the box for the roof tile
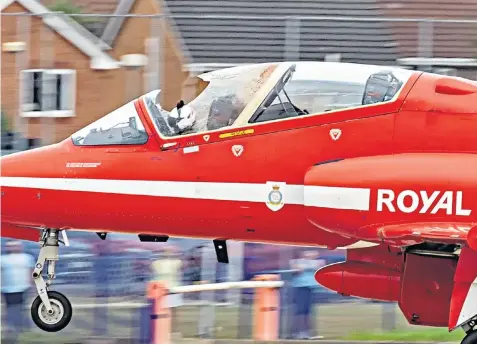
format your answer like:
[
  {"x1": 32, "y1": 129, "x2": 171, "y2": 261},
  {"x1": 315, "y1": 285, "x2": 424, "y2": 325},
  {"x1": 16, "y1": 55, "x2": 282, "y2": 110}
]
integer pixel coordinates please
[
  {"x1": 377, "y1": 0, "x2": 477, "y2": 58},
  {"x1": 163, "y1": 0, "x2": 399, "y2": 65}
]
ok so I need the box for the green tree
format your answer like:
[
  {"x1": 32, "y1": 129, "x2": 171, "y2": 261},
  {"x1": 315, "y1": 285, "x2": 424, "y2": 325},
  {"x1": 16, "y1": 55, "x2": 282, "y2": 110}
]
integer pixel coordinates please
[
  {"x1": 48, "y1": 0, "x2": 92, "y2": 25},
  {"x1": 1, "y1": 109, "x2": 9, "y2": 134}
]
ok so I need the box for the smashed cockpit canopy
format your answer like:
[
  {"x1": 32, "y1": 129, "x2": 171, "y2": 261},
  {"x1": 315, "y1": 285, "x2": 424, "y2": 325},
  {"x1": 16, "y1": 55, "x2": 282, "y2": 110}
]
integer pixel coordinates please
[{"x1": 143, "y1": 63, "x2": 278, "y2": 137}]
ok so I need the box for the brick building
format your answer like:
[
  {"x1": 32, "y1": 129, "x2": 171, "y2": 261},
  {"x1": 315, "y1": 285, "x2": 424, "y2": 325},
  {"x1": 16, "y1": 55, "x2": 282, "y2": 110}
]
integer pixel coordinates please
[
  {"x1": 3, "y1": 0, "x2": 477, "y2": 147},
  {"x1": 1, "y1": 0, "x2": 190, "y2": 145}
]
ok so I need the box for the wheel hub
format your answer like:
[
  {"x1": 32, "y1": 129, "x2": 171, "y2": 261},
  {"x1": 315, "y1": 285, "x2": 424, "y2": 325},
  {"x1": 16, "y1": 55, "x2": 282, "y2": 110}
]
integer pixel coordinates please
[{"x1": 38, "y1": 299, "x2": 64, "y2": 325}]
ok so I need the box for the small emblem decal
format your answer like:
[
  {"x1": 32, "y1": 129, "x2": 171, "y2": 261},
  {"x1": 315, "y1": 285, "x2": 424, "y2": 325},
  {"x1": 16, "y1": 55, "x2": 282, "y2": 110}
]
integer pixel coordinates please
[
  {"x1": 330, "y1": 129, "x2": 342, "y2": 141},
  {"x1": 203, "y1": 135, "x2": 210, "y2": 142},
  {"x1": 266, "y1": 182, "x2": 285, "y2": 212},
  {"x1": 232, "y1": 145, "x2": 244, "y2": 157}
]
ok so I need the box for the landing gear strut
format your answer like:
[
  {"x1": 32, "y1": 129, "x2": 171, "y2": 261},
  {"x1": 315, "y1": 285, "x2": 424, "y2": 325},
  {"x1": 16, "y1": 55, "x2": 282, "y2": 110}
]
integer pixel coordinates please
[{"x1": 31, "y1": 229, "x2": 72, "y2": 332}]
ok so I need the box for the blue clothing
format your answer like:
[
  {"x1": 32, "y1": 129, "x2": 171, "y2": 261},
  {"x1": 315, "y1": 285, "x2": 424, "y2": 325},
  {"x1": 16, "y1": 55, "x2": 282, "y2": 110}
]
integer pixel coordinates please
[
  {"x1": 1, "y1": 253, "x2": 35, "y2": 293},
  {"x1": 3, "y1": 291, "x2": 28, "y2": 340},
  {"x1": 290, "y1": 258, "x2": 323, "y2": 288},
  {"x1": 294, "y1": 286, "x2": 313, "y2": 315}
]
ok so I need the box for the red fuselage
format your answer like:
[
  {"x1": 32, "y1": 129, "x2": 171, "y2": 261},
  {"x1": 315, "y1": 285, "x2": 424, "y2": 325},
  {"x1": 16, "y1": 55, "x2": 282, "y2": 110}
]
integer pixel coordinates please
[{"x1": 1, "y1": 71, "x2": 477, "y2": 249}]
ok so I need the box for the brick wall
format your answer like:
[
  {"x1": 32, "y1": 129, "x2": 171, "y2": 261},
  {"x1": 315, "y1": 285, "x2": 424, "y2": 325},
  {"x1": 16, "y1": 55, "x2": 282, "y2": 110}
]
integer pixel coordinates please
[{"x1": 1, "y1": 0, "x2": 189, "y2": 145}]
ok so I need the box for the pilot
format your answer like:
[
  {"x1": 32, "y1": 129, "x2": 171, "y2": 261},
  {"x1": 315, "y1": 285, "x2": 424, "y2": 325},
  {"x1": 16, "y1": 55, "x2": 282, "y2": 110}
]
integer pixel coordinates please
[
  {"x1": 207, "y1": 94, "x2": 244, "y2": 131},
  {"x1": 165, "y1": 100, "x2": 196, "y2": 135},
  {"x1": 157, "y1": 99, "x2": 197, "y2": 136}
]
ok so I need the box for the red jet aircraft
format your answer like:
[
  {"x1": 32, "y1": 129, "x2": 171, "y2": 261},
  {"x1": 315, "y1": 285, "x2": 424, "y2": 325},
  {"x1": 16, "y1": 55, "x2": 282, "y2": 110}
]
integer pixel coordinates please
[{"x1": 1, "y1": 61, "x2": 477, "y2": 342}]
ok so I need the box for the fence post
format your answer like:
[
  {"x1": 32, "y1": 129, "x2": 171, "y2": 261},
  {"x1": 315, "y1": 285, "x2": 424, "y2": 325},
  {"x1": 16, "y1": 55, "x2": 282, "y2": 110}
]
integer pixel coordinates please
[
  {"x1": 252, "y1": 274, "x2": 280, "y2": 341},
  {"x1": 198, "y1": 243, "x2": 216, "y2": 338},
  {"x1": 382, "y1": 302, "x2": 396, "y2": 331},
  {"x1": 94, "y1": 248, "x2": 109, "y2": 337},
  {"x1": 147, "y1": 281, "x2": 171, "y2": 344}
]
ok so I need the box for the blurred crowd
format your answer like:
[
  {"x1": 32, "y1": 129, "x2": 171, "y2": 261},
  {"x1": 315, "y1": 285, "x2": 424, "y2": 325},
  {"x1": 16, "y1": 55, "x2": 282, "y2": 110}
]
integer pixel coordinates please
[
  {"x1": 1, "y1": 237, "x2": 335, "y2": 341},
  {"x1": 1, "y1": 241, "x2": 35, "y2": 342}
]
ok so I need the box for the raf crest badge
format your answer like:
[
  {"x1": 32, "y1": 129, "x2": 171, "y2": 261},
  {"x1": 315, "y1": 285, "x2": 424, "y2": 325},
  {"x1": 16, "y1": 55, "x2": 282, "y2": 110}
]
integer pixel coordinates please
[{"x1": 266, "y1": 182, "x2": 285, "y2": 212}]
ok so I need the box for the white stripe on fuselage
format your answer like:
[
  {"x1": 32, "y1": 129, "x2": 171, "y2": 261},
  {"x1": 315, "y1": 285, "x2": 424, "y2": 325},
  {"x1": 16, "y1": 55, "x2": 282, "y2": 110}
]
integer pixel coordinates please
[
  {"x1": 0, "y1": 177, "x2": 371, "y2": 210},
  {"x1": 305, "y1": 185, "x2": 371, "y2": 211}
]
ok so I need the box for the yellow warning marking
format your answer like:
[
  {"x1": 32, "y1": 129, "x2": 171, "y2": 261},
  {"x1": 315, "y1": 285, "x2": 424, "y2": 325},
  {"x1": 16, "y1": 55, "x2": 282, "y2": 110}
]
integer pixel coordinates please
[{"x1": 219, "y1": 129, "x2": 255, "y2": 139}]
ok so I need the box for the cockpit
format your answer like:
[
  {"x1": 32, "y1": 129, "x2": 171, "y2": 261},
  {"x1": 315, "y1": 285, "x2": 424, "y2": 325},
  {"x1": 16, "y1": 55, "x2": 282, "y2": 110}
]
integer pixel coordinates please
[
  {"x1": 71, "y1": 61, "x2": 414, "y2": 146},
  {"x1": 71, "y1": 100, "x2": 148, "y2": 146},
  {"x1": 143, "y1": 62, "x2": 278, "y2": 137}
]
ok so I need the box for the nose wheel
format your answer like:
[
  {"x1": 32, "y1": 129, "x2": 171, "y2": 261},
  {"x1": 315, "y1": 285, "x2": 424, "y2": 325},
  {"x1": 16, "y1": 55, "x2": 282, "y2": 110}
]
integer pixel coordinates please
[
  {"x1": 31, "y1": 229, "x2": 73, "y2": 332},
  {"x1": 31, "y1": 291, "x2": 72, "y2": 332}
]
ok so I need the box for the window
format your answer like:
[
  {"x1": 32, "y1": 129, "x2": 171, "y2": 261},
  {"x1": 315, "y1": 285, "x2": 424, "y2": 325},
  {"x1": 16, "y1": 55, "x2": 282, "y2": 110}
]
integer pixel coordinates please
[
  {"x1": 21, "y1": 69, "x2": 76, "y2": 117},
  {"x1": 249, "y1": 62, "x2": 413, "y2": 123},
  {"x1": 140, "y1": 62, "x2": 414, "y2": 138},
  {"x1": 71, "y1": 100, "x2": 148, "y2": 146}
]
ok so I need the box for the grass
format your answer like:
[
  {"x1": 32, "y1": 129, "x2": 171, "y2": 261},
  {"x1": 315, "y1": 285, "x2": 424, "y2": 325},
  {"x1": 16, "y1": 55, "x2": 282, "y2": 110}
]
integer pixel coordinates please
[
  {"x1": 1, "y1": 299, "x2": 468, "y2": 343},
  {"x1": 344, "y1": 327, "x2": 465, "y2": 343}
]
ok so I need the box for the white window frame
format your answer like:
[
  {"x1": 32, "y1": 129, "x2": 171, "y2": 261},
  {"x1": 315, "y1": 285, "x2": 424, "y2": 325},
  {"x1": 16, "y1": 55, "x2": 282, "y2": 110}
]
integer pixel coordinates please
[{"x1": 20, "y1": 69, "x2": 76, "y2": 118}]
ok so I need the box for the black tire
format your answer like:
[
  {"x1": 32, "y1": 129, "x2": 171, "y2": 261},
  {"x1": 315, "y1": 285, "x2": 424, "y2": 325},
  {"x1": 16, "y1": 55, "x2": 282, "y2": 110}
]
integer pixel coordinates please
[
  {"x1": 462, "y1": 331, "x2": 477, "y2": 344},
  {"x1": 31, "y1": 291, "x2": 72, "y2": 332}
]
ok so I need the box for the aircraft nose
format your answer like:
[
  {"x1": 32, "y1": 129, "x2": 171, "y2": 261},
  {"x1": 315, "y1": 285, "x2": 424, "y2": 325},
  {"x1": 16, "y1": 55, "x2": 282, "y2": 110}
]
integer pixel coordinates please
[
  {"x1": 1, "y1": 150, "x2": 30, "y2": 178},
  {"x1": 1, "y1": 144, "x2": 65, "y2": 227},
  {"x1": 1, "y1": 144, "x2": 62, "y2": 178}
]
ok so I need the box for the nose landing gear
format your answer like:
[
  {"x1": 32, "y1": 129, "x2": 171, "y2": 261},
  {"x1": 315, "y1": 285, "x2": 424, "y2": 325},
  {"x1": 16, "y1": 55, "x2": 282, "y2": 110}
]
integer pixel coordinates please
[{"x1": 31, "y1": 229, "x2": 72, "y2": 332}]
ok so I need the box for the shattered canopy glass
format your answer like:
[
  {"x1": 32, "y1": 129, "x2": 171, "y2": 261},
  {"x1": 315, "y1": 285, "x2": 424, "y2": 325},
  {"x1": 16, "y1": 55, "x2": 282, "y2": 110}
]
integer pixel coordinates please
[{"x1": 143, "y1": 63, "x2": 278, "y2": 137}]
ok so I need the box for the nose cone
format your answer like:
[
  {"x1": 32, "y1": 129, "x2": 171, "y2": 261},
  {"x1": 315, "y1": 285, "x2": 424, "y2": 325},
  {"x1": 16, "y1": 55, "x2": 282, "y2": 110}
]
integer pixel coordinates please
[
  {"x1": 1, "y1": 143, "x2": 64, "y2": 177},
  {"x1": 1, "y1": 143, "x2": 67, "y2": 227}
]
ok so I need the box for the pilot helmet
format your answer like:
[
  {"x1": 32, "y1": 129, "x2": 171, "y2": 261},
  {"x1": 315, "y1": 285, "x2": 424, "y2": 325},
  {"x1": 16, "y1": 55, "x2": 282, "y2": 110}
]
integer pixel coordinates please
[{"x1": 167, "y1": 100, "x2": 196, "y2": 133}]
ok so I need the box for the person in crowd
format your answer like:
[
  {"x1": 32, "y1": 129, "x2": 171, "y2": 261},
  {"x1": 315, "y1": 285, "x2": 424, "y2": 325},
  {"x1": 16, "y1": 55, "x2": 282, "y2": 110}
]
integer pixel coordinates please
[
  {"x1": 151, "y1": 245, "x2": 183, "y2": 334},
  {"x1": 183, "y1": 255, "x2": 201, "y2": 300},
  {"x1": 184, "y1": 256, "x2": 201, "y2": 285},
  {"x1": 215, "y1": 261, "x2": 228, "y2": 303},
  {"x1": 290, "y1": 249, "x2": 325, "y2": 339},
  {"x1": 1, "y1": 240, "x2": 35, "y2": 342}
]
